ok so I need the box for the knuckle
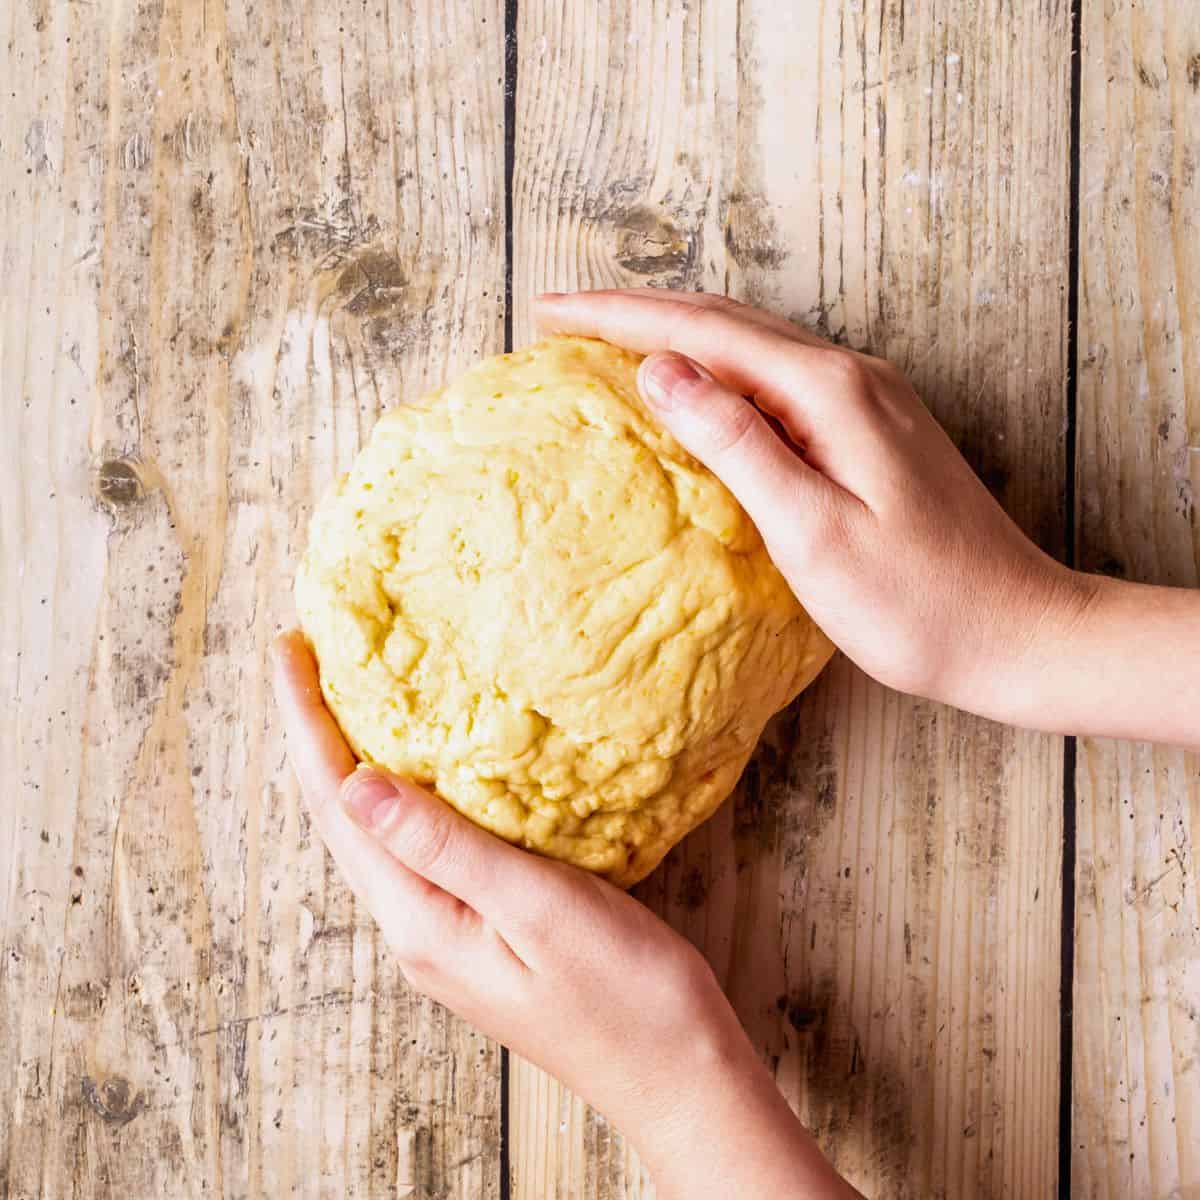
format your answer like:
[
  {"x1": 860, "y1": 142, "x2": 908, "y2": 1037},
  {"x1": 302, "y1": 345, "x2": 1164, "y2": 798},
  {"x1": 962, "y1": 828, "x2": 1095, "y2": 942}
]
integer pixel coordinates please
[
  {"x1": 698, "y1": 391, "x2": 757, "y2": 456},
  {"x1": 823, "y1": 350, "x2": 873, "y2": 393},
  {"x1": 513, "y1": 864, "x2": 604, "y2": 952},
  {"x1": 777, "y1": 492, "x2": 853, "y2": 577},
  {"x1": 667, "y1": 298, "x2": 721, "y2": 342},
  {"x1": 693, "y1": 292, "x2": 741, "y2": 313},
  {"x1": 386, "y1": 928, "x2": 435, "y2": 977},
  {"x1": 507, "y1": 891, "x2": 557, "y2": 947},
  {"x1": 870, "y1": 355, "x2": 906, "y2": 386},
  {"x1": 398, "y1": 958, "x2": 438, "y2": 997},
  {"x1": 866, "y1": 354, "x2": 915, "y2": 401},
  {"x1": 400, "y1": 807, "x2": 455, "y2": 876},
  {"x1": 665, "y1": 299, "x2": 752, "y2": 355}
]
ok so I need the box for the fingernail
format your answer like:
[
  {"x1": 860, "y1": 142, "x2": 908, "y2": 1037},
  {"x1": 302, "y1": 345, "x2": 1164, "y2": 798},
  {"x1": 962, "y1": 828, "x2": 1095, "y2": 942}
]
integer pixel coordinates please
[
  {"x1": 341, "y1": 767, "x2": 402, "y2": 833},
  {"x1": 639, "y1": 354, "x2": 702, "y2": 412},
  {"x1": 536, "y1": 291, "x2": 565, "y2": 301}
]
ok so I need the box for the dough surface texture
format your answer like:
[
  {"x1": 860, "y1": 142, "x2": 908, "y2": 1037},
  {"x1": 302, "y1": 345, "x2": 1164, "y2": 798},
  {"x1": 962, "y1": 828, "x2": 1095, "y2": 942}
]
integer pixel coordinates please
[{"x1": 296, "y1": 336, "x2": 833, "y2": 885}]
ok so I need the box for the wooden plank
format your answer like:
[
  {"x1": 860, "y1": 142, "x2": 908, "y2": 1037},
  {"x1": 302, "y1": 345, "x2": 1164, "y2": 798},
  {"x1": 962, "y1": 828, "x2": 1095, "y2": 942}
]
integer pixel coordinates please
[
  {"x1": 508, "y1": 3, "x2": 738, "y2": 1195},
  {"x1": 1072, "y1": 2, "x2": 1200, "y2": 1196},
  {"x1": 1, "y1": 1, "x2": 506, "y2": 1196},
  {"x1": 510, "y1": 1, "x2": 1071, "y2": 1195}
]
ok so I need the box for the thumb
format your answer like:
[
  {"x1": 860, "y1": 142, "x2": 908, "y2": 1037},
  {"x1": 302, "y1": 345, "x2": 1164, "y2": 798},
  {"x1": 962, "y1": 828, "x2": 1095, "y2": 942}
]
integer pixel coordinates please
[
  {"x1": 339, "y1": 765, "x2": 558, "y2": 933},
  {"x1": 637, "y1": 351, "x2": 835, "y2": 557}
]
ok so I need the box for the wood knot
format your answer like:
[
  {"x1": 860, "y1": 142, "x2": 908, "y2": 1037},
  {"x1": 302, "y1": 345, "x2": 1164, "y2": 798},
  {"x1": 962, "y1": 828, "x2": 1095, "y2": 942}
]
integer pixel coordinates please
[
  {"x1": 614, "y1": 205, "x2": 696, "y2": 279},
  {"x1": 775, "y1": 995, "x2": 825, "y2": 1034},
  {"x1": 81, "y1": 1074, "x2": 146, "y2": 1127},
  {"x1": 92, "y1": 457, "x2": 145, "y2": 509},
  {"x1": 334, "y1": 248, "x2": 408, "y2": 316}
]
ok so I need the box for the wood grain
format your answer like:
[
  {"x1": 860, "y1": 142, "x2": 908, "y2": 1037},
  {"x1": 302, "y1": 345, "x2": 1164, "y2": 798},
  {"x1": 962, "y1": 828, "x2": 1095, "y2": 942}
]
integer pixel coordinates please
[
  {"x1": 509, "y1": 3, "x2": 736, "y2": 1194},
  {"x1": 510, "y1": 0, "x2": 1072, "y2": 1196},
  {"x1": 1, "y1": 1, "x2": 506, "y2": 1196},
  {"x1": 7, "y1": 0, "x2": 1197, "y2": 1195},
  {"x1": 1072, "y1": 2, "x2": 1200, "y2": 1196}
]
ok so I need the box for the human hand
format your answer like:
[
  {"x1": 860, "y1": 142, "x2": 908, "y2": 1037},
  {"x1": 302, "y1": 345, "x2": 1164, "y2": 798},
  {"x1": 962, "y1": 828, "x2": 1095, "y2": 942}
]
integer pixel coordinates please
[
  {"x1": 271, "y1": 631, "x2": 859, "y2": 1199},
  {"x1": 535, "y1": 289, "x2": 1099, "y2": 729}
]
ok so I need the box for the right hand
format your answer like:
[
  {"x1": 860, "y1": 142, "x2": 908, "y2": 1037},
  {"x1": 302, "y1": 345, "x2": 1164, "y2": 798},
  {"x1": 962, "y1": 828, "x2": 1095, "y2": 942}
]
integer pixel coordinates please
[{"x1": 536, "y1": 289, "x2": 1096, "y2": 725}]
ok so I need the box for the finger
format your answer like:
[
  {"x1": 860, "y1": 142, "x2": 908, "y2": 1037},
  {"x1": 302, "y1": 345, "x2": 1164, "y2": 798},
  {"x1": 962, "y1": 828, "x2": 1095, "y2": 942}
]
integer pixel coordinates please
[
  {"x1": 533, "y1": 289, "x2": 831, "y2": 411},
  {"x1": 271, "y1": 630, "x2": 357, "y2": 809},
  {"x1": 323, "y1": 791, "x2": 496, "y2": 972},
  {"x1": 339, "y1": 765, "x2": 564, "y2": 959},
  {"x1": 535, "y1": 290, "x2": 882, "y2": 488},
  {"x1": 579, "y1": 287, "x2": 828, "y2": 347},
  {"x1": 638, "y1": 352, "x2": 850, "y2": 556},
  {"x1": 271, "y1": 631, "x2": 505, "y2": 972}
]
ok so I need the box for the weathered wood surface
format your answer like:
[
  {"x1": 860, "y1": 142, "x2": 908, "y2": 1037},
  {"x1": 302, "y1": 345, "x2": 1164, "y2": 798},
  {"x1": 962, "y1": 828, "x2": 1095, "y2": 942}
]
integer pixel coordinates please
[
  {"x1": 2, "y1": 1, "x2": 506, "y2": 1196},
  {"x1": 1072, "y1": 2, "x2": 1200, "y2": 1196},
  {"x1": 3, "y1": 0, "x2": 1198, "y2": 1198},
  {"x1": 510, "y1": 1, "x2": 1071, "y2": 1196}
]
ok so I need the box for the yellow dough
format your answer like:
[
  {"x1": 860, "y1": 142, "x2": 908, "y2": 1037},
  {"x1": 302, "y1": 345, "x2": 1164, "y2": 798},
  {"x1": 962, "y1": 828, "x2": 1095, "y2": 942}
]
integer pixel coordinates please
[{"x1": 296, "y1": 336, "x2": 833, "y2": 886}]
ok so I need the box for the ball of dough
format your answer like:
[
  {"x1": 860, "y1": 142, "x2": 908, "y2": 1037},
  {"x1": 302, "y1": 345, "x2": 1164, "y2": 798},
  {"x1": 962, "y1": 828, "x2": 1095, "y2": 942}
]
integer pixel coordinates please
[{"x1": 296, "y1": 335, "x2": 833, "y2": 886}]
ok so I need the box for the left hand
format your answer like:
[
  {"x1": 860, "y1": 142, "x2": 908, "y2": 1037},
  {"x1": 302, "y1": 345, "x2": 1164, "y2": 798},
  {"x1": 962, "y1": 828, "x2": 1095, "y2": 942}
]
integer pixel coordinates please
[{"x1": 271, "y1": 630, "x2": 858, "y2": 1199}]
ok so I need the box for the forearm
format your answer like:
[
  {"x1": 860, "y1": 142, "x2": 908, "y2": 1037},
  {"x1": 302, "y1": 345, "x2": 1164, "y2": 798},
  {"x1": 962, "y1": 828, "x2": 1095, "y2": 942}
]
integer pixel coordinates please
[
  {"x1": 628, "y1": 1031, "x2": 861, "y2": 1200},
  {"x1": 982, "y1": 571, "x2": 1200, "y2": 747}
]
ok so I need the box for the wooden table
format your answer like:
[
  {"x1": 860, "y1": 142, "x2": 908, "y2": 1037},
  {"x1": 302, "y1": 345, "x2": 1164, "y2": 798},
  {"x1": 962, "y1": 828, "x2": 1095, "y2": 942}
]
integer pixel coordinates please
[{"x1": 3, "y1": 1, "x2": 1197, "y2": 1196}]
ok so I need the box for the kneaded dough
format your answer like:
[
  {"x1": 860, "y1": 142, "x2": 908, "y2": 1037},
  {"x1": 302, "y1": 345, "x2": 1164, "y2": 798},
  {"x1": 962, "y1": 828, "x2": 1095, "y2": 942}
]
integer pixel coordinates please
[{"x1": 296, "y1": 336, "x2": 833, "y2": 886}]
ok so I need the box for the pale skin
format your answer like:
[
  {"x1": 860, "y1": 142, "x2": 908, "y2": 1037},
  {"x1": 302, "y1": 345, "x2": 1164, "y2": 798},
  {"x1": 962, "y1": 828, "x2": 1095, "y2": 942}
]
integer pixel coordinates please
[{"x1": 273, "y1": 289, "x2": 1200, "y2": 1198}]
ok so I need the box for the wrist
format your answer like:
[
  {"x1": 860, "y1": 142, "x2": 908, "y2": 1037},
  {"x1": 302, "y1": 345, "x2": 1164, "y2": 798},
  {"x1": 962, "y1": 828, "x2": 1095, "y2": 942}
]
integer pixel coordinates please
[
  {"x1": 958, "y1": 560, "x2": 1106, "y2": 728},
  {"x1": 626, "y1": 1017, "x2": 854, "y2": 1199},
  {"x1": 1016, "y1": 562, "x2": 1107, "y2": 674},
  {"x1": 1015, "y1": 570, "x2": 1200, "y2": 745}
]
